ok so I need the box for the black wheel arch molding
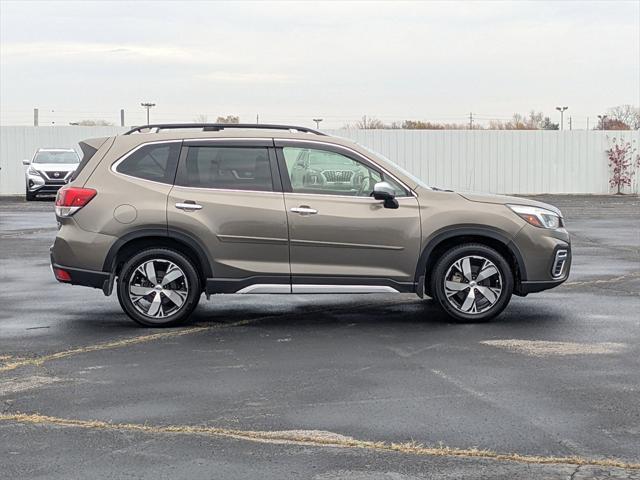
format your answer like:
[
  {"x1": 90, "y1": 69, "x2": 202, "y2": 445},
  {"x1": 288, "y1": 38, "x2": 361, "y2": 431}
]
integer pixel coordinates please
[
  {"x1": 415, "y1": 224, "x2": 528, "y2": 285},
  {"x1": 102, "y1": 227, "x2": 214, "y2": 284}
]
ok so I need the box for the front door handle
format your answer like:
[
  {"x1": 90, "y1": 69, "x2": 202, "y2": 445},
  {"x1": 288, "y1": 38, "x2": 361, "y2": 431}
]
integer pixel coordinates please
[
  {"x1": 176, "y1": 201, "x2": 203, "y2": 211},
  {"x1": 290, "y1": 206, "x2": 318, "y2": 215}
]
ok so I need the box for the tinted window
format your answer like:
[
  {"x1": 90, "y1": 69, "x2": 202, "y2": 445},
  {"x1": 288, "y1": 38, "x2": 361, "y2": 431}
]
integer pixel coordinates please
[
  {"x1": 116, "y1": 143, "x2": 180, "y2": 184},
  {"x1": 176, "y1": 147, "x2": 273, "y2": 191},
  {"x1": 33, "y1": 151, "x2": 79, "y2": 164},
  {"x1": 282, "y1": 147, "x2": 407, "y2": 197}
]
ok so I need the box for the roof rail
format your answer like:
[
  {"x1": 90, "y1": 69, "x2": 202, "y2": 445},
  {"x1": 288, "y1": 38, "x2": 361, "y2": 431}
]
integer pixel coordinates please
[{"x1": 124, "y1": 123, "x2": 326, "y2": 136}]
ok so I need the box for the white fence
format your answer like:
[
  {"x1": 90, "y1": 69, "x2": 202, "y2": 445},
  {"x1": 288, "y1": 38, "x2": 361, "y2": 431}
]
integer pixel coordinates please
[
  {"x1": 1, "y1": 126, "x2": 638, "y2": 195},
  {"x1": 326, "y1": 129, "x2": 640, "y2": 195}
]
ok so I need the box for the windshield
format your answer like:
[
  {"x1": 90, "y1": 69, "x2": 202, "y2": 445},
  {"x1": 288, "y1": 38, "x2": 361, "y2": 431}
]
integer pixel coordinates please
[
  {"x1": 358, "y1": 144, "x2": 431, "y2": 190},
  {"x1": 33, "y1": 151, "x2": 79, "y2": 164}
]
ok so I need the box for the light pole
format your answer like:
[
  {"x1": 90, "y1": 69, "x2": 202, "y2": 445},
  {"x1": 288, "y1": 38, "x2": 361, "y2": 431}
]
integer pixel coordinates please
[
  {"x1": 140, "y1": 102, "x2": 156, "y2": 125},
  {"x1": 555, "y1": 106, "x2": 568, "y2": 130},
  {"x1": 597, "y1": 115, "x2": 608, "y2": 131},
  {"x1": 312, "y1": 118, "x2": 323, "y2": 129}
]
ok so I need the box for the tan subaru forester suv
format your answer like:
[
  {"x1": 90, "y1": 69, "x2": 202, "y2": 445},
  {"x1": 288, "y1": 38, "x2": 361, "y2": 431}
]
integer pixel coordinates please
[{"x1": 51, "y1": 124, "x2": 571, "y2": 326}]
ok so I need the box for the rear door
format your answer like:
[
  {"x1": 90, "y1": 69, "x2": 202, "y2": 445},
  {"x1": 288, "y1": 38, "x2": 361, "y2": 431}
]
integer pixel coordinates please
[
  {"x1": 275, "y1": 140, "x2": 421, "y2": 292},
  {"x1": 168, "y1": 139, "x2": 290, "y2": 293}
]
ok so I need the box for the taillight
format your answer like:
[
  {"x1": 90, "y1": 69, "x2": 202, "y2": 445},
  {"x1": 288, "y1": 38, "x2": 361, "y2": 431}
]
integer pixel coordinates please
[
  {"x1": 53, "y1": 267, "x2": 72, "y2": 282},
  {"x1": 55, "y1": 187, "x2": 97, "y2": 217}
]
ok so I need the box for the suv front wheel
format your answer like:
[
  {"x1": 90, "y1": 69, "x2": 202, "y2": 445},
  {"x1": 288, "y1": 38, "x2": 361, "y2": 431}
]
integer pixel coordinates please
[
  {"x1": 117, "y1": 248, "x2": 201, "y2": 327},
  {"x1": 431, "y1": 243, "x2": 513, "y2": 322}
]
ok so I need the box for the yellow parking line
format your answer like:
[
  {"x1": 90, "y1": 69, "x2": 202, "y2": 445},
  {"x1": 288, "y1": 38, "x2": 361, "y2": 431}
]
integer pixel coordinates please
[
  {"x1": 0, "y1": 412, "x2": 638, "y2": 470},
  {"x1": 0, "y1": 298, "x2": 410, "y2": 375},
  {"x1": 0, "y1": 320, "x2": 250, "y2": 373},
  {"x1": 563, "y1": 272, "x2": 640, "y2": 287}
]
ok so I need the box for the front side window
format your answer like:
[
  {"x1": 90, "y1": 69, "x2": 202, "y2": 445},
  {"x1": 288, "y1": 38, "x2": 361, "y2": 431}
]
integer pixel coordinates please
[
  {"x1": 116, "y1": 143, "x2": 180, "y2": 184},
  {"x1": 282, "y1": 147, "x2": 407, "y2": 197},
  {"x1": 175, "y1": 146, "x2": 273, "y2": 191},
  {"x1": 33, "y1": 151, "x2": 79, "y2": 164}
]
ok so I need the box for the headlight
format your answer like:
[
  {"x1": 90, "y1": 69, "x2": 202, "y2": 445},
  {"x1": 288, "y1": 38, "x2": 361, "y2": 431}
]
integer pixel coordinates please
[
  {"x1": 27, "y1": 166, "x2": 41, "y2": 176},
  {"x1": 507, "y1": 204, "x2": 562, "y2": 229}
]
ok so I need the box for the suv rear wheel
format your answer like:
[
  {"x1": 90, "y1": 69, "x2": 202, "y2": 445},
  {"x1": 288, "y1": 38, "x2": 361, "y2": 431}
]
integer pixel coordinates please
[
  {"x1": 116, "y1": 248, "x2": 201, "y2": 327},
  {"x1": 431, "y1": 243, "x2": 513, "y2": 322}
]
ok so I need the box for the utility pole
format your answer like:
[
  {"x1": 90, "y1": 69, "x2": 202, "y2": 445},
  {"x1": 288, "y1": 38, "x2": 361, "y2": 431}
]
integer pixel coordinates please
[
  {"x1": 568, "y1": 116, "x2": 572, "y2": 130},
  {"x1": 469, "y1": 112, "x2": 473, "y2": 130},
  {"x1": 33, "y1": 108, "x2": 39, "y2": 127},
  {"x1": 312, "y1": 118, "x2": 323, "y2": 129},
  {"x1": 362, "y1": 115, "x2": 367, "y2": 129},
  {"x1": 256, "y1": 114, "x2": 259, "y2": 124},
  {"x1": 555, "y1": 106, "x2": 568, "y2": 130},
  {"x1": 140, "y1": 102, "x2": 156, "y2": 125},
  {"x1": 597, "y1": 114, "x2": 608, "y2": 130},
  {"x1": 586, "y1": 117, "x2": 589, "y2": 130},
  {"x1": 120, "y1": 109, "x2": 125, "y2": 127}
]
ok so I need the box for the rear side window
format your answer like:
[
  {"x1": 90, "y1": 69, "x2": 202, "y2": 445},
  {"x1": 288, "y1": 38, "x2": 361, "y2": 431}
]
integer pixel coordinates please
[
  {"x1": 116, "y1": 143, "x2": 181, "y2": 184},
  {"x1": 175, "y1": 146, "x2": 273, "y2": 191}
]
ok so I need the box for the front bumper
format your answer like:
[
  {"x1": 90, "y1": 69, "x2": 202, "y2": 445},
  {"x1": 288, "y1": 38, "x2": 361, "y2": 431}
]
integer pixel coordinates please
[
  {"x1": 513, "y1": 233, "x2": 571, "y2": 295},
  {"x1": 27, "y1": 173, "x2": 69, "y2": 194}
]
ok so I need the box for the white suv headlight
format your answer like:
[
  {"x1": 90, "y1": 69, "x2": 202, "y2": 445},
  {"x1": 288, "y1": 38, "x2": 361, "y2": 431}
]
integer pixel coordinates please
[
  {"x1": 27, "y1": 166, "x2": 42, "y2": 176},
  {"x1": 507, "y1": 204, "x2": 562, "y2": 229}
]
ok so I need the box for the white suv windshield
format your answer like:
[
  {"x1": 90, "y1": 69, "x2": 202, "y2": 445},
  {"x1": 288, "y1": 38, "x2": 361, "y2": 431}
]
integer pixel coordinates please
[{"x1": 33, "y1": 151, "x2": 79, "y2": 164}]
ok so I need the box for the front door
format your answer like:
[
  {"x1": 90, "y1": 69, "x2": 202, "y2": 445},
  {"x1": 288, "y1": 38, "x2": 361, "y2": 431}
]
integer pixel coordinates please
[
  {"x1": 168, "y1": 139, "x2": 290, "y2": 293},
  {"x1": 275, "y1": 141, "x2": 421, "y2": 293}
]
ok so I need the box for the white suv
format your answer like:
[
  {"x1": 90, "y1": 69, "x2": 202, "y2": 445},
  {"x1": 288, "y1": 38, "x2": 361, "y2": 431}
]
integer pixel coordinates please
[{"x1": 24, "y1": 148, "x2": 80, "y2": 200}]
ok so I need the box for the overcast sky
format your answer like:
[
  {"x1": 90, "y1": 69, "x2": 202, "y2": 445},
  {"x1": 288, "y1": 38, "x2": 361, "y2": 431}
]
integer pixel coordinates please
[{"x1": 1, "y1": 0, "x2": 638, "y2": 128}]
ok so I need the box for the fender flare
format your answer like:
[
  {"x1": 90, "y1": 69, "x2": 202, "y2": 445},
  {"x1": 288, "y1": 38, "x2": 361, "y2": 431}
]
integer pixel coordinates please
[
  {"x1": 102, "y1": 227, "x2": 213, "y2": 278},
  {"x1": 414, "y1": 225, "x2": 527, "y2": 283}
]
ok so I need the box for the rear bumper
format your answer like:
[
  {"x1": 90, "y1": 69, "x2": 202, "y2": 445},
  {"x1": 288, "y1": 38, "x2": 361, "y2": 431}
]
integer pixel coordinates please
[{"x1": 50, "y1": 253, "x2": 111, "y2": 291}]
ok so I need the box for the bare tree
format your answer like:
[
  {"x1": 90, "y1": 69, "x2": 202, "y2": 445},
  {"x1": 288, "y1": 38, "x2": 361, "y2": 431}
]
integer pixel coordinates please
[
  {"x1": 70, "y1": 119, "x2": 114, "y2": 126},
  {"x1": 354, "y1": 116, "x2": 387, "y2": 129},
  {"x1": 487, "y1": 111, "x2": 556, "y2": 130},
  {"x1": 216, "y1": 115, "x2": 240, "y2": 124},
  {"x1": 607, "y1": 105, "x2": 639, "y2": 130},
  {"x1": 193, "y1": 114, "x2": 208, "y2": 123}
]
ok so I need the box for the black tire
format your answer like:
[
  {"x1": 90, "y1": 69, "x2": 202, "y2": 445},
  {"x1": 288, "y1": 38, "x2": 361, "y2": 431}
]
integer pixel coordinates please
[
  {"x1": 25, "y1": 189, "x2": 36, "y2": 201},
  {"x1": 117, "y1": 248, "x2": 201, "y2": 327},
  {"x1": 431, "y1": 243, "x2": 513, "y2": 323}
]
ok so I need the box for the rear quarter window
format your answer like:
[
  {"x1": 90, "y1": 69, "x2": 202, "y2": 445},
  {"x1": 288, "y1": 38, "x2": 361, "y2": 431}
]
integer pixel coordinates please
[{"x1": 115, "y1": 142, "x2": 181, "y2": 184}]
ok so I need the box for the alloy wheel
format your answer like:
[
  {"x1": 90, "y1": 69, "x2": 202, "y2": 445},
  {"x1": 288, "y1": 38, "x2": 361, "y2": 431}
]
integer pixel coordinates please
[
  {"x1": 443, "y1": 255, "x2": 503, "y2": 314},
  {"x1": 128, "y1": 259, "x2": 189, "y2": 319}
]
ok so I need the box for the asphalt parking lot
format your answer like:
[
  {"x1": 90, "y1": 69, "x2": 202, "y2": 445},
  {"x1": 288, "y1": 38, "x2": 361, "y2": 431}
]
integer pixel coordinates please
[{"x1": 0, "y1": 195, "x2": 638, "y2": 479}]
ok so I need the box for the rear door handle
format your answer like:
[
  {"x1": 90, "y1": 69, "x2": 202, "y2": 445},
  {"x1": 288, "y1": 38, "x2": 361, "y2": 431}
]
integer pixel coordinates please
[
  {"x1": 176, "y1": 201, "x2": 203, "y2": 211},
  {"x1": 290, "y1": 206, "x2": 318, "y2": 215}
]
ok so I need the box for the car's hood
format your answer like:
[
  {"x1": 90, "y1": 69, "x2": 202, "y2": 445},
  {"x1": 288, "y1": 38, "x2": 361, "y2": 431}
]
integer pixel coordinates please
[
  {"x1": 30, "y1": 163, "x2": 78, "y2": 172},
  {"x1": 457, "y1": 192, "x2": 562, "y2": 216}
]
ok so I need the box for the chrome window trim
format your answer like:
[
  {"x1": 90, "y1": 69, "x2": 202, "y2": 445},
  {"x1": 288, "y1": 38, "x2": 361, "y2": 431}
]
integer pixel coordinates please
[
  {"x1": 283, "y1": 192, "x2": 415, "y2": 201},
  {"x1": 170, "y1": 185, "x2": 283, "y2": 195},
  {"x1": 182, "y1": 137, "x2": 272, "y2": 143},
  {"x1": 110, "y1": 136, "x2": 416, "y2": 196},
  {"x1": 274, "y1": 137, "x2": 417, "y2": 198},
  {"x1": 110, "y1": 139, "x2": 183, "y2": 187}
]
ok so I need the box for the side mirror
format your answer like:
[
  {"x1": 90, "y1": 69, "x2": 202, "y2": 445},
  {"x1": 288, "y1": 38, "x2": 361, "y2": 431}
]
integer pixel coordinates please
[
  {"x1": 22, "y1": 159, "x2": 30, "y2": 165},
  {"x1": 372, "y1": 181, "x2": 399, "y2": 209}
]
